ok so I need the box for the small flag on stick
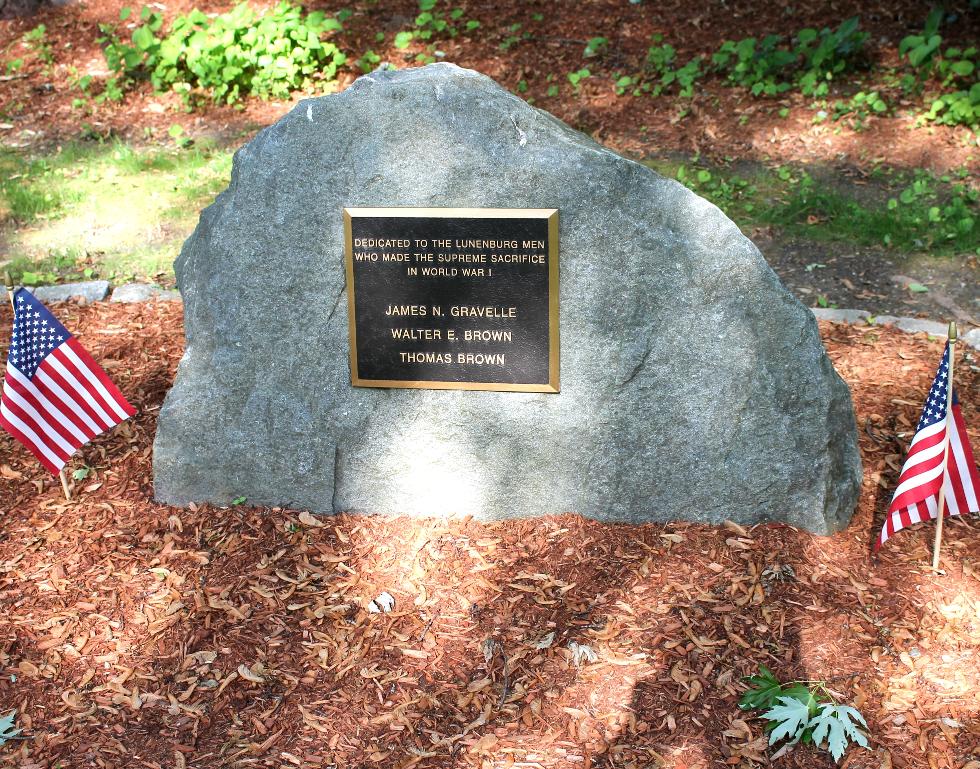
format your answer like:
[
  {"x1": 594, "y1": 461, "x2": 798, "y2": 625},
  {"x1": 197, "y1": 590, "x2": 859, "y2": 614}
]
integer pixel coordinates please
[
  {"x1": 0, "y1": 288, "x2": 135, "y2": 476},
  {"x1": 875, "y1": 326, "x2": 979, "y2": 554}
]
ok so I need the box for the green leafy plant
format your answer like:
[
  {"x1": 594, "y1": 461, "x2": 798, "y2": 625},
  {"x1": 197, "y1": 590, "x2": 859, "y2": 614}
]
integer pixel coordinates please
[
  {"x1": 616, "y1": 36, "x2": 704, "y2": 99},
  {"x1": 887, "y1": 172, "x2": 977, "y2": 245},
  {"x1": 394, "y1": 0, "x2": 479, "y2": 50},
  {"x1": 675, "y1": 164, "x2": 758, "y2": 216},
  {"x1": 567, "y1": 67, "x2": 591, "y2": 92},
  {"x1": 0, "y1": 711, "x2": 21, "y2": 746},
  {"x1": 23, "y1": 24, "x2": 54, "y2": 65},
  {"x1": 100, "y1": 2, "x2": 347, "y2": 106},
  {"x1": 20, "y1": 270, "x2": 58, "y2": 286},
  {"x1": 713, "y1": 18, "x2": 866, "y2": 98},
  {"x1": 832, "y1": 90, "x2": 888, "y2": 130},
  {"x1": 935, "y1": 46, "x2": 977, "y2": 86},
  {"x1": 613, "y1": 74, "x2": 634, "y2": 95},
  {"x1": 96, "y1": 76, "x2": 125, "y2": 103},
  {"x1": 393, "y1": 30, "x2": 414, "y2": 50},
  {"x1": 921, "y1": 44, "x2": 979, "y2": 127},
  {"x1": 665, "y1": 57, "x2": 703, "y2": 98},
  {"x1": 167, "y1": 124, "x2": 192, "y2": 148},
  {"x1": 741, "y1": 666, "x2": 869, "y2": 761},
  {"x1": 713, "y1": 35, "x2": 795, "y2": 96},
  {"x1": 899, "y1": 10, "x2": 978, "y2": 127},
  {"x1": 899, "y1": 8, "x2": 944, "y2": 90},
  {"x1": 499, "y1": 22, "x2": 529, "y2": 52},
  {"x1": 921, "y1": 84, "x2": 980, "y2": 127},
  {"x1": 356, "y1": 49, "x2": 381, "y2": 73},
  {"x1": 795, "y1": 17, "x2": 868, "y2": 96},
  {"x1": 646, "y1": 38, "x2": 677, "y2": 76},
  {"x1": 583, "y1": 36, "x2": 608, "y2": 57}
]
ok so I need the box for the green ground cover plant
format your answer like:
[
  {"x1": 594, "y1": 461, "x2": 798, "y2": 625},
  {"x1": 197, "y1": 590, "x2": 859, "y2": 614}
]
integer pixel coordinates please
[
  {"x1": 393, "y1": 0, "x2": 480, "y2": 63},
  {"x1": 830, "y1": 90, "x2": 889, "y2": 130},
  {"x1": 602, "y1": 11, "x2": 977, "y2": 130},
  {"x1": 611, "y1": 37, "x2": 704, "y2": 99},
  {"x1": 605, "y1": 17, "x2": 869, "y2": 118},
  {"x1": 899, "y1": 9, "x2": 979, "y2": 127},
  {"x1": 711, "y1": 17, "x2": 867, "y2": 97},
  {"x1": 22, "y1": 24, "x2": 53, "y2": 66},
  {"x1": 566, "y1": 67, "x2": 591, "y2": 92},
  {"x1": 712, "y1": 34, "x2": 796, "y2": 96},
  {"x1": 68, "y1": 3, "x2": 976, "y2": 133},
  {"x1": 99, "y1": 2, "x2": 348, "y2": 105}
]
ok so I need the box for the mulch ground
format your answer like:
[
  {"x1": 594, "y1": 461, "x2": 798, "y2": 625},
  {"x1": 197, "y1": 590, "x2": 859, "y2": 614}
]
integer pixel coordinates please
[
  {"x1": 0, "y1": 301, "x2": 979, "y2": 769},
  {"x1": 2, "y1": 0, "x2": 979, "y2": 174}
]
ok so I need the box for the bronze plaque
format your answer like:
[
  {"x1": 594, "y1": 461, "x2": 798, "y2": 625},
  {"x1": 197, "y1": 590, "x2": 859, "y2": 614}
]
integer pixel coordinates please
[{"x1": 343, "y1": 207, "x2": 559, "y2": 392}]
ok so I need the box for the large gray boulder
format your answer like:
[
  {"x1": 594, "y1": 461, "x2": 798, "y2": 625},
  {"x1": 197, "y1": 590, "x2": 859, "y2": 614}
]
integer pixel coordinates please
[{"x1": 153, "y1": 63, "x2": 862, "y2": 534}]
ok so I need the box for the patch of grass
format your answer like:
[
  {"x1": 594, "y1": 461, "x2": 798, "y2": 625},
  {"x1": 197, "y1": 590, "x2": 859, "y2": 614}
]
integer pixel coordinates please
[
  {"x1": 646, "y1": 158, "x2": 978, "y2": 256},
  {"x1": 0, "y1": 140, "x2": 233, "y2": 285}
]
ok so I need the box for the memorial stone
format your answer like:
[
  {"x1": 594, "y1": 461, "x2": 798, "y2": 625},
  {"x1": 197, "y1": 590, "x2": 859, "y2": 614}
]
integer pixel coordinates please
[{"x1": 153, "y1": 63, "x2": 862, "y2": 534}]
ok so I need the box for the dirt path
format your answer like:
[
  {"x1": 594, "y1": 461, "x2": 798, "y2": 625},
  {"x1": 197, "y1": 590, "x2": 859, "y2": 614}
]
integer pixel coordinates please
[{"x1": 759, "y1": 234, "x2": 978, "y2": 324}]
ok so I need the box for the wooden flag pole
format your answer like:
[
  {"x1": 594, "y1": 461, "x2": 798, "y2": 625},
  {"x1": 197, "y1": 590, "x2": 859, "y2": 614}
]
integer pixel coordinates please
[
  {"x1": 931, "y1": 321, "x2": 957, "y2": 573},
  {"x1": 59, "y1": 469, "x2": 72, "y2": 501},
  {"x1": 4, "y1": 272, "x2": 71, "y2": 502}
]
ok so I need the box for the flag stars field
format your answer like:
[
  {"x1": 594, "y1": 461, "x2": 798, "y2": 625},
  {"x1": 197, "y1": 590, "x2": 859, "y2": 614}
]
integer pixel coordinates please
[{"x1": 1, "y1": 288, "x2": 135, "y2": 476}]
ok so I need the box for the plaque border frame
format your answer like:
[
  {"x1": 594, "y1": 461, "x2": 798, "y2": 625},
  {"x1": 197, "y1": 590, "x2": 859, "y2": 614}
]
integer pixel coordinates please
[{"x1": 343, "y1": 207, "x2": 560, "y2": 393}]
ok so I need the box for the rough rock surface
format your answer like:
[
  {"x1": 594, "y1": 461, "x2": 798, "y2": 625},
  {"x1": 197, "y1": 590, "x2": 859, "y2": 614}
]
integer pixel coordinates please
[{"x1": 154, "y1": 64, "x2": 862, "y2": 534}]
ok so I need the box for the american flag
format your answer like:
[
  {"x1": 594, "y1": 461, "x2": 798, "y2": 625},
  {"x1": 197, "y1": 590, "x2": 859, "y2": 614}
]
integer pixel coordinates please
[
  {"x1": 876, "y1": 342, "x2": 979, "y2": 550},
  {"x1": 1, "y1": 289, "x2": 135, "y2": 474}
]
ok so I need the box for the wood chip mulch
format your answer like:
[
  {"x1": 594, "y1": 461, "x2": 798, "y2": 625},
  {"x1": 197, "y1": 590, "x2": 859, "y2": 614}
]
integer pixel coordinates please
[{"x1": 0, "y1": 301, "x2": 978, "y2": 769}]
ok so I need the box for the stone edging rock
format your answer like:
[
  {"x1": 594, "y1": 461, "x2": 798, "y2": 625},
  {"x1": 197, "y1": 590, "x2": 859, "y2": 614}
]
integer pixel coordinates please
[
  {"x1": 811, "y1": 308, "x2": 979, "y2": 351},
  {"x1": 24, "y1": 281, "x2": 181, "y2": 304},
  {"x1": 19, "y1": 281, "x2": 979, "y2": 351},
  {"x1": 109, "y1": 283, "x2": 181, "y2": 303}
]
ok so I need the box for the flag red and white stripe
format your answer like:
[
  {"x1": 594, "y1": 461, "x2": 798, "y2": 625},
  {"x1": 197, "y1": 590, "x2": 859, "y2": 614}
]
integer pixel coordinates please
[
  {"x1": 876, "y1": 342, "x2": 979, "y2": 550},
  {"x1": 1, "y1": 289, "x2": 134, "y2": 474}
]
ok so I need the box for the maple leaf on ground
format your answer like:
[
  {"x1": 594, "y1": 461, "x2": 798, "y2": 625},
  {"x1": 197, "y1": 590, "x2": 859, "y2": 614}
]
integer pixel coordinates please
[
  {"x1": 762, "y1": 696, "x2": 811, "y2": 746},
  {"x1": 739, "y1": 666, "x2": 815, "y2": 712},
  {"x1": 809, "y1": 704, "x2": 869, "y2": 762},
  {"x1": 0, "y1": 711, "x2": 21, "y2": 746}
]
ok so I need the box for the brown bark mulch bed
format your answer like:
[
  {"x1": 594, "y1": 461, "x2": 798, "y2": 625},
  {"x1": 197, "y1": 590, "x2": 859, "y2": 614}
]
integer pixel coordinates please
[{"x1": 0, "y1": 301, "x2": 979, "y2": 769}]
